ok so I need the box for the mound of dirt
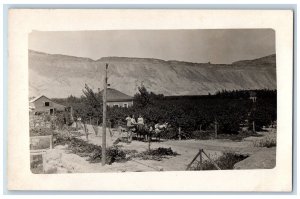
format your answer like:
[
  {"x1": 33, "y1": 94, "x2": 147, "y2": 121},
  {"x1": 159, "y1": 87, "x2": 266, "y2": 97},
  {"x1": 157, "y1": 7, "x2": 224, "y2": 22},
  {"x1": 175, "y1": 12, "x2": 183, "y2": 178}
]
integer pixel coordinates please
[{"x1": 233, "y1": 147, "x2": 276, "y2": 169}]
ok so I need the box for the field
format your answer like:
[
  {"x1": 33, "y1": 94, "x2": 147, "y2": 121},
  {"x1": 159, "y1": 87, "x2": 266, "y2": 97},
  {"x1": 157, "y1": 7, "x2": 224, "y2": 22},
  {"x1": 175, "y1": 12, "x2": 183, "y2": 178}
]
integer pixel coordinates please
[{"x1": 34, "y1": 126, "x2": 276, "y2": 174}]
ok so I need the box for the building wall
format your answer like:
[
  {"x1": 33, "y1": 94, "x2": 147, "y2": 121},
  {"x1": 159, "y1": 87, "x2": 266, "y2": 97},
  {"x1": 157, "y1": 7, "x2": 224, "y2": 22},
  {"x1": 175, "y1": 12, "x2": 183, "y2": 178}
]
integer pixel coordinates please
[
  {"x1": 107, "y1": 101, "x2": 133, "y2": 108},
  {"x1": 31, "y1": 96, "x2": 66, "y2": 114}
]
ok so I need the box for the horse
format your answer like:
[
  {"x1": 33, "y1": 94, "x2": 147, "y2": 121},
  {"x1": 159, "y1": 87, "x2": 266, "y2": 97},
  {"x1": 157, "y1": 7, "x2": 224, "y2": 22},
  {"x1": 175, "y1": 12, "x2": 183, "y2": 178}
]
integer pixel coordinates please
[
  {"x1": 133, "y1": 122, "x2": 169, "y2": 142},
  {"x1": 135, "y1": 123, "x2": 152, "y2": 141},
  {"x1": 152, "y1": 122, "x2": 169, "y2": 141}
]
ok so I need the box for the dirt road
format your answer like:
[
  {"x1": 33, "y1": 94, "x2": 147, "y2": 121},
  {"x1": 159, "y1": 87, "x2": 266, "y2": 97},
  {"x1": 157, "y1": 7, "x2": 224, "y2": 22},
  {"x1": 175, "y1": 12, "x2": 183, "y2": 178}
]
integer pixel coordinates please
[{"x1": 43, "y1": 128, "x2": 276, "y2": 173}]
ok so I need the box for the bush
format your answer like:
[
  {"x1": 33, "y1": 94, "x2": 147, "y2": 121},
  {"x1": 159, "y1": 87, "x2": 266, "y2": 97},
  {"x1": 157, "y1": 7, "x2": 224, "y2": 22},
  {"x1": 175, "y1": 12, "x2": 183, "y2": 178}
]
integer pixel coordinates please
[
  {"x1": 132, "y1": 147, "x2": 179, "y2": 161},
  {"x1": 30, "y1": 127, "x2": 54, "y2": 137},
  {"x1": 191, "y1": 153, "x2": 249, "y2": 170},
  {"x1": 53, "y1": 134, "x2": 127, "y2": 164},
  {"x1": 58, "y1": 88, "x2": 277, "y2": 136}
]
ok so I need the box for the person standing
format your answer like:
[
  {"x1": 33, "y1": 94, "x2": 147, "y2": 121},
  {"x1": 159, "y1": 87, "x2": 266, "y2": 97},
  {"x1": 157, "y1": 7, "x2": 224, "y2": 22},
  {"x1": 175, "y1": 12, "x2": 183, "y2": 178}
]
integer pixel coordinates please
[
  {"x1": 128, "y1": 115, "x2": 137, "y2": 143},
  {"x1": 137, "y1": 114, "x2": 144, "y2": 131},
  {"x1": 125, "y1": 115, "x2": 132, "y2": 129},
  {"x1": 125, "y1": 115, "x2": 132, "y2": 143}
]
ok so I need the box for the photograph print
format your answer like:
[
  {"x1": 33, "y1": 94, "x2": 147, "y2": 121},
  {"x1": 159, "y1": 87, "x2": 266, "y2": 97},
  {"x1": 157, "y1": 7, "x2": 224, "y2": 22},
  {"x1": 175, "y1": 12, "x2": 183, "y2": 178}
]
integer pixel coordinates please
[{"x1": 28, "y1": 29, "x2": 277, "y2": 174}]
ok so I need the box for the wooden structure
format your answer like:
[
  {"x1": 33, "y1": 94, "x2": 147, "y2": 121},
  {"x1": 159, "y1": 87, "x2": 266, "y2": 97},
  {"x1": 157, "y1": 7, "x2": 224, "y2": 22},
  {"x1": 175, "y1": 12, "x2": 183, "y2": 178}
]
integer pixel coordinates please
[
  {"x1": 30, "y1": 135, "x2": 53, "y2": 173},
  {"x1": 186, "y1": 148, "x2": 221, "y2": 170}
]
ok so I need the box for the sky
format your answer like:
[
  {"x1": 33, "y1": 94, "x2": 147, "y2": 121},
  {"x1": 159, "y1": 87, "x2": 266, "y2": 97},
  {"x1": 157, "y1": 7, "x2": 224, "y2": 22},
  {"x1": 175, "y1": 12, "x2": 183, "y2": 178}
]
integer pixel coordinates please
[{"x1": 29, "y1": 29, "x2": 275, "y2": 64}]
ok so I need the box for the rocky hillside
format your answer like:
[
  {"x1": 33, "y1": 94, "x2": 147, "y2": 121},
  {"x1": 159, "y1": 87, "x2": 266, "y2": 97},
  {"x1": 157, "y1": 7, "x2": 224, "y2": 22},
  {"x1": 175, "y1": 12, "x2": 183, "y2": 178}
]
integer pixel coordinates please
[{"x1": 29, "y1": 50, "x2": 276, "y2": 98}]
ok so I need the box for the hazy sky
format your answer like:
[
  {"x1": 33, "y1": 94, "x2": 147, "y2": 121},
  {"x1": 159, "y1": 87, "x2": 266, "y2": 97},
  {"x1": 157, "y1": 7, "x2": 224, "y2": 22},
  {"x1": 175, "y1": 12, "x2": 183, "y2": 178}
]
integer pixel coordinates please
[{"x1": 29, "y1": 29, "x2": 275, "y2": 64}]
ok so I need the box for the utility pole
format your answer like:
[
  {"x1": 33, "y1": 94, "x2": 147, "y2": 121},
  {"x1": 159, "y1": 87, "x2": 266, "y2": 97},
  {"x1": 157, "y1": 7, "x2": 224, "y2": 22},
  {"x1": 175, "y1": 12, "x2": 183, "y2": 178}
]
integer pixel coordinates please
[
  {"x1": 102, "y1": 63, "x2": 108, "y2": 166},
  {"x1": 214, "y1": 118, "x2": 218, "y2": 138},
  {"x1": 252, "y1": 92, "x2": 256, "y2": 133}
]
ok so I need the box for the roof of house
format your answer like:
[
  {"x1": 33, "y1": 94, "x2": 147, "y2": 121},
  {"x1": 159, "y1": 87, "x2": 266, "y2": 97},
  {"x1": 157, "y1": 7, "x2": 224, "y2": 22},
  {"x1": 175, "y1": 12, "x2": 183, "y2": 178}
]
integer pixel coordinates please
[
  {"x1": 29, "y1": 95, "x2": 49, "y2": 103},
  {"x1": 99, "y1": 88, "x2": 133, "y2": 102}
]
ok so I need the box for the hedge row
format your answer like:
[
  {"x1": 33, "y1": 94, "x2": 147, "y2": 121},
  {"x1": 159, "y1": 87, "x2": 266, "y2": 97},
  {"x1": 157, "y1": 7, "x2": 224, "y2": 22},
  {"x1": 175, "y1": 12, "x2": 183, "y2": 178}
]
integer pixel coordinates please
[{"x1": 53, "y1": 89, "x2": 277, "y2": 135}]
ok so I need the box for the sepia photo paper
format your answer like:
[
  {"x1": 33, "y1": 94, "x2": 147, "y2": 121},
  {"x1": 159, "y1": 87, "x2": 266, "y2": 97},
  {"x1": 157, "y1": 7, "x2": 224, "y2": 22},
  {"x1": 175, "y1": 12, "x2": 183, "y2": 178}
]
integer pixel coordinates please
[{"x1": 7, "y1": 9, "x2": 293, "y2": 191}]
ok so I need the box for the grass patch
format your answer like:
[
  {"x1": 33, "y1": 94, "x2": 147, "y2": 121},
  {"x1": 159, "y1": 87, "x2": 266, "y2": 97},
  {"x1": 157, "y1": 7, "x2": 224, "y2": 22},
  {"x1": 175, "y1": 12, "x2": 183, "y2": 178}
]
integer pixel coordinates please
[{"x1": 253, "y1": 136, "x2": 276, "y2": 148}]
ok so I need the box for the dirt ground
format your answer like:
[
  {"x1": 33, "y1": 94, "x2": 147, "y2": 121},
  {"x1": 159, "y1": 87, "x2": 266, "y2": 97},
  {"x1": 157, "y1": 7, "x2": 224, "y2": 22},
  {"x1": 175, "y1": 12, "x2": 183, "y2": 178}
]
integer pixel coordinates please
[{"x1": 42, "y1": 127, "x2": 276, "y2": 173}]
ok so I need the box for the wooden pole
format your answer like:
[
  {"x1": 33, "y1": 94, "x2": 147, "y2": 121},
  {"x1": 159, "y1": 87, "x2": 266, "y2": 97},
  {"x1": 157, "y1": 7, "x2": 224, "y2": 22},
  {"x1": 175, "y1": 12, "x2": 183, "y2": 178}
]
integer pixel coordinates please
[
  {"x1": 186, "y1": 150, "x2": 201, "y2": 170},
  {"x1": 252, "y1": 98, "x2": 256, "y2": 133},
  {"x1": 214, "y1": 119, "x2": 218, "y2": 138},
  {"x1": 70, "y1": 107, "x2": 74, "y2": 122},
  {"x1": 199, "y1": 149, "x2": 203, "y2": 170},
  {"x1": 102, "y1": 63, "x2": 108, "y2": 166},
  {"x1": 84, "y1": 122, "x2": 88, "y2": 141},
  {"x1": 148, "y1": 134, "x2": 151, "y2": 151},
  {"x1": 178, "y1": 127, "x2": 181, "y2": 140}
]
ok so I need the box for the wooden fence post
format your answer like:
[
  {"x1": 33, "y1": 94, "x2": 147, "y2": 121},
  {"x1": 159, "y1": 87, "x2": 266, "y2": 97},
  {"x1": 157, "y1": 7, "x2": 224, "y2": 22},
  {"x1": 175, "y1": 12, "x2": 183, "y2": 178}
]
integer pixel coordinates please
[
  {"x1": 178, "y1": 127, "x2": 181, "y2": 140},
  {"x1": 253, "y1": 121, "x2": 255, "y2": 133},
  {"x1": 50, "y1": 135, "x2": 53, "y2": 149}
]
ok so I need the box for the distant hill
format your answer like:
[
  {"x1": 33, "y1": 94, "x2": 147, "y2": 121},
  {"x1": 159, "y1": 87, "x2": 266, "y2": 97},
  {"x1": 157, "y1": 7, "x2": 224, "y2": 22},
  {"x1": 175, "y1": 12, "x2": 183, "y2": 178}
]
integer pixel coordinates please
[{"x1": 29, "y1": 50, "x2": 276, "y2": 98}]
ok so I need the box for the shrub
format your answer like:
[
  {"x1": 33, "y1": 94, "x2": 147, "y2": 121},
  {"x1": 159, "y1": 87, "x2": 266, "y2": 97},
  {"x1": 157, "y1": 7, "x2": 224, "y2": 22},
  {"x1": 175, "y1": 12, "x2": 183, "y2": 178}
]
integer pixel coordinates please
[
  {"x1": 30, "y1": 127, "x2": 54, "y2": 137},
  {"x1": 58, "y1": 88, "x2": 277, "y2": 136},
  {"x1": 191, "y1": 153, "x2": 249, "y2": 170},
  {"x1": 132, "y1": 147, "x2": 179, "y2": 161},
  {"x1": 53, "y1": 134, "x2": 127, "y2": 164},
  {"x1": 87, "y1": 145, "x2": 127, "y2": 164}
]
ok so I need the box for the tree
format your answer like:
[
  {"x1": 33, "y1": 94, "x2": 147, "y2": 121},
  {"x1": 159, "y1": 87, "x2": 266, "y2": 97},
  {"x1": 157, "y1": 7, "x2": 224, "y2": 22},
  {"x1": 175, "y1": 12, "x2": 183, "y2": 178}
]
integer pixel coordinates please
[
  {"x1": 133, "y1": 85, "x2": 153, "y2": 108},
  {"x1": 79, "y1": 84, "x2": 103, "y2": 122}
]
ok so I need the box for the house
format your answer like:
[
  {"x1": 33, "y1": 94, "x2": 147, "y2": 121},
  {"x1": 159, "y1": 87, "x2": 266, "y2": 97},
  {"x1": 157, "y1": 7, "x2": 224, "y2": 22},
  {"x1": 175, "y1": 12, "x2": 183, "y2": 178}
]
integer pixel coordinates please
[
  {"x1": 29, "y1": 95, "x2": 67, "y2": 115},
  {"x1": 99, "y1": 88, "x2": 133, "y2": 108}
]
